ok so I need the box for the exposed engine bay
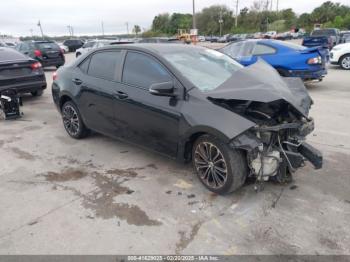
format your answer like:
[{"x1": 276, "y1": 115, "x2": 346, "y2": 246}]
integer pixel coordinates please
[
  {"x1": 226, "y1": 99, "x2": 322, "y2": 185},
  {"x1": 206, "y1": 60, "x2": 323, "y2": 188}
]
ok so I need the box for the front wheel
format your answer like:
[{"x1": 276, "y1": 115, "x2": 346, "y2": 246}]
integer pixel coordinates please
[
  {"x1": 192, "y1": 135, "x2": 247, "y2": 194},
  {"x1": 61, "y1": 101, "x2": 89, "y2": 139},
  {"x1": 340, "y1": 54, "x2": 350, "y2": 70}
]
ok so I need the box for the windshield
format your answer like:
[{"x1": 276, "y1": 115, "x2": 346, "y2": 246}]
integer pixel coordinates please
[
  {"x1": 163, "y1": 48, "x2": 243, "y2": 91},
  {"x1": 311, "y1": 29, "x2": 335, "y2": 36}
]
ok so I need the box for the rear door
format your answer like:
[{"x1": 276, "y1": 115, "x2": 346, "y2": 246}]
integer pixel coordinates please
[
  {"x1": 113, "y1": 51, "x2": 182, "y2": 157},
  {"x1": 74, "y1": 50, "x2": 124, "y2": 135}
]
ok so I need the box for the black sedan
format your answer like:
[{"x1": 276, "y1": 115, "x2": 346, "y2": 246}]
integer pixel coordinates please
[
  {"x1": 0, "y1": 47, "x2": 46, "y2": 96},
  {"x1": 15, "y1": 41, "x2": 65, "y2": 69},
  {"x1": 52, "y1": 44, "x2": 322, "y2": 194}
]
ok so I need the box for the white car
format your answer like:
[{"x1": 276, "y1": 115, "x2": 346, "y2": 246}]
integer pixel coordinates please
[
  {"x1": 75, "y1": 40, "x2": 115, "y2": 57},
  {"x1": 58, "y1": 43, "x2": 69, "y2": 53},
  {"x1": 330, "y1": 43, "x2": 350, "y2": 70}
]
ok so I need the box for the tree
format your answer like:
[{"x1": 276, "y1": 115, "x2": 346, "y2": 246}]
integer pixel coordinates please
[
  {"x1": 280, "y1": 8, "x2": 297, "y2": 29},
  {"x1": 152, "y1": 13, "x2": 170, "y2": 33},
  {"x1": 168, "y1": 13, "x2": 192, "y2": 34},
  {"x1": 196, "y1": 5, "x2": 234, "y2": 35},
  {"x1": 132, "y1": 25, "x2": 141, "y2": 36}
]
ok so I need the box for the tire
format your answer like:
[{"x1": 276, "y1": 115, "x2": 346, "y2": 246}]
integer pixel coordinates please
[
  {"x1": 56, "y1": 65, "x2": 61, "y2": 69},
  {"x1": 31, "y1": 90, "x2": 43, "y2": 97},
  {"x1": 61, "y1": 101, "x2": 89, "y2": 139},
  {"x1": 76, "y1": 53, "x2": 81, "y2": 58},
  {"x1": 339, "y1": 54, "x2": 350, "y2": 70},
  {"x1": 192, "y1": 134, "x2": 247, "y2": 194}
]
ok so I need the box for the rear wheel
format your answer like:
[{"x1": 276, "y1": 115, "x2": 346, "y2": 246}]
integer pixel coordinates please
[
  {"x1": 31, "y1": 90, "x2": 43, "y2": 96},
  {"x1": 192, "y1": 135, "x2": 247, "y2": 194},
  {"x1": 61, "y1": 101, "x2": 89, "y2": 139},
  {"x1": 340, "y1": 54, "x2": 350, "y2": 70}
]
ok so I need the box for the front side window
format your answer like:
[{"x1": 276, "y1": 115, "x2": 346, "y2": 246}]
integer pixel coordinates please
[
  {"x1": 87, "y1": 51, "x2": 122, "y2": 81},
  {"x1": 122, "y1": 52, "x2": 172, "y2": 88},
  {"x1": 163, "y1": 48, "x2": 242, "y2": 91},
  {"x1": 253, "y1": 44, "x2": 276, "y2": 55}
]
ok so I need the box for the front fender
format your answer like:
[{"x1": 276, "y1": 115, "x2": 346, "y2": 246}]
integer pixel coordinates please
[{"x1": 180, "y1": 95, "x2": 255, "y2": 142}]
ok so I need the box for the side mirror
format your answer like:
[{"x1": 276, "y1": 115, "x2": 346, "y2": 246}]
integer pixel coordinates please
[{"x1": 149, "y1": 81, "x2": 175, "y2": 97}]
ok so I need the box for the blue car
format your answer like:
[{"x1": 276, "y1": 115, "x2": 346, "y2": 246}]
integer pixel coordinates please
[{"x1": 220, "y1": 39, "x2": 327, "y2": 81}]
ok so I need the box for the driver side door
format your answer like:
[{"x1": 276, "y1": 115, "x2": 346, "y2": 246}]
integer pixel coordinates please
[{"x1": 112, "y1": 51, "x2": 183, "y2": 157}]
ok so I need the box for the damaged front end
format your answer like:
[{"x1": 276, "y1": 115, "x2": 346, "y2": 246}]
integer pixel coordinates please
[
  {"x1": 206, "y1": 60, "x2": 322, "y2": 184},
  {"x1": 228, "y1": 100, "x2": 322, "y2": 183}
]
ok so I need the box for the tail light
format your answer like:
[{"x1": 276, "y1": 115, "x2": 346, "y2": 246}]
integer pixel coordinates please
[
  {"x1": 60, "y1": 48, "x2": 64, "y2": 55},
  {"x1": 307, "y1": 56, "x2": 322, "y2": 65},
  {"x1": 34, "y1": 49, "x2": 42, "y2": 57},
  {"x1": 53, "y1": 71, "x2": 58, "y2": 81},
  {"x1": 31, "y1": 62, "x2": 42, "y2": 70}
]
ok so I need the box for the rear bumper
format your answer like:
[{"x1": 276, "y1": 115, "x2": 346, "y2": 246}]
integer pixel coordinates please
[
  {"x1": 37, "y1": 57, "x2": 65, "y2": 67},
  {"x1": 1, "y1": 80, "x2": 47, "y2": 94},
  {"x1": 287, "y1": 68, "x2": 327, "y2": 80}
]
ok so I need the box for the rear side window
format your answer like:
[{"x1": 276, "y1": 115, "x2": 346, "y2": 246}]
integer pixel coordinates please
[
  {"x1": 221, "y1": 41, "x2": 255, "y2": 58},
  {"x1": 122, "y1": 52, "x2": 172, "y2": 88},
  {"x1": 87, "y1": 51, "x2": 122, "y2": 81},
  {"x1": 253, "y1": 44, "x2": 276, "y2": 55}
]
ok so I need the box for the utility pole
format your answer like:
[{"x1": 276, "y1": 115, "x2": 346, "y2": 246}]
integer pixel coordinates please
[
  {"x1": 126, "y1": 22, "x2": 129, "y2": 35},
  {"x1": 276, "y1": 0, "x2": 279, "y2": 12},
  {"x1": 219, "y1": 10, "x2": 223, "y2": 36},
  {"x1": 37, "y1": 20, "x2": 44, "y2": 39},
  {"x1": 192, "y1": 0, "x2": 196, "y2": 29},
  {"x1": 235, "y1": 0, "x2": 239, "y2": 28},
  {"x1": 67, "y1": 25, "x2": 71, "y2": 36},
  {"x1": 270, "y1": 0, "x2": 273, "y2": 11},
  {"x1": 101, "y1": 21, "x2": 105, "y2": 36}
]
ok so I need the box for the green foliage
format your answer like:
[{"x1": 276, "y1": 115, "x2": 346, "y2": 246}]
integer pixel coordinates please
[
  {"x1": 147, "y1": 1, "x2": 350, "y2": 36},
  {"x1": 132, "y1": 25, "x2": 141, "y2": 36},
  {"x1": 196, "y1": 5, "x2": 234, "y2": 35},
  {"x1": 151, "y1": 12, "x2": 192, "y2": 35}
]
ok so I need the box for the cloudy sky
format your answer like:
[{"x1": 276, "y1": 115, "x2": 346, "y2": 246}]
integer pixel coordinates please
[{"x1": 1, "y1": 0, "x2": 349, "y2": 36}]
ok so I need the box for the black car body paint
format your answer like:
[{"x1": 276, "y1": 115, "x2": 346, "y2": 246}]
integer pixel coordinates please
[{"x1": 52, "y1": 44, "x2": 322, "y2": 192}]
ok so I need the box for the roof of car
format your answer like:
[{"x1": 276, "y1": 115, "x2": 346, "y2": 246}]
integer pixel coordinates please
[
  {"x1": 97, "y1": 43, "x2": 204, "y2": 55},
  {"x1": 0, "y1": 47, "x2": 30, "y2": 62}
]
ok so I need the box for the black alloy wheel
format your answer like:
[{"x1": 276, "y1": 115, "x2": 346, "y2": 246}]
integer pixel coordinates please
[
  {"x1": 192, "y1": 135, "x2": 247, "y2": 194},
  {"x1": 61, "y1": 101, "x2": 89, "y2": 139}
]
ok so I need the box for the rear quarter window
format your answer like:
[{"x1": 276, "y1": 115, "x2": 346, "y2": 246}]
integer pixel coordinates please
[
  {"x1": 253, "y1": 44, "x2": 276, "y2": 55},
  {"x1": 87, "y1": 51, "x2": 122, "y2": 81}
]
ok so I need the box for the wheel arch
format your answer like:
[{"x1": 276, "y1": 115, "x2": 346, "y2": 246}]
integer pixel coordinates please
[
  {"x1": 59, "y1": 94, "x2": 74, "y2": 111},
  {"x1": 178, "y1": 126, "x2": 234, "y2": 163},
  {"x1": 338, "y1": 53, "x2": 350, "y2": 64}
]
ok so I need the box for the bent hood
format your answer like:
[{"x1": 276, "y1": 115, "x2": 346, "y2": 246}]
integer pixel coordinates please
[{"x1": 205, "y1": 60, "x2": 313, "y2": 117}]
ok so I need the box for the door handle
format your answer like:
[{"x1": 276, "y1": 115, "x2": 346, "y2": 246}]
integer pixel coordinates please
[
  {"x1": 113, "y1": 91, "x2": 128, "y2": 100},
  {"x1": 72, "y1": 78, "x2": 83, "y2": 85}
]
